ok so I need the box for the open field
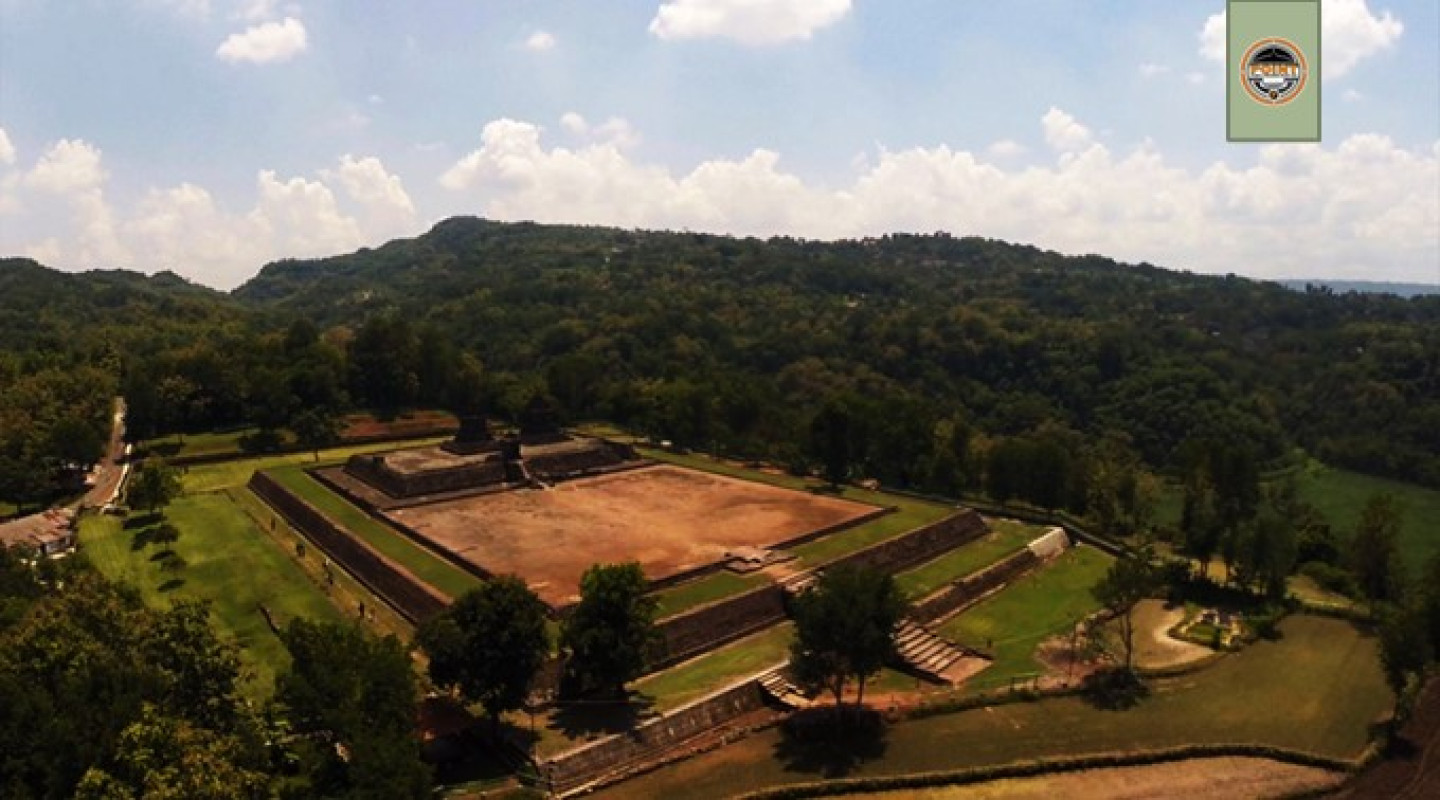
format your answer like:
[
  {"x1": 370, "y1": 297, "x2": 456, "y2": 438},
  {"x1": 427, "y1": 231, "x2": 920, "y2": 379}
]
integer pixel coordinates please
[
  {"x1": 266, "y1": 465, "x2": 481, "y2": 600},
  {"x1": 599, "y1": 614, "x2": 1390, "y2": 798},
  {"x1": 940, "y1": 545, "x2": 1113, "y2": 690},
  {"x1": 78, "y1": 494, "x2": 347, "y2": 696},
  {"x1": 390, "y1": 465, "x2": 876, "y2": 607},
  {"x1": 847, "y1": 756, "x2": 1345, "y2": 799},
  {"x1": 639, "y1": 449, "x2": 957, "y2": 567},
  {"x1": 895, "y1": 519, "x2": 1043, "y2": 600}
]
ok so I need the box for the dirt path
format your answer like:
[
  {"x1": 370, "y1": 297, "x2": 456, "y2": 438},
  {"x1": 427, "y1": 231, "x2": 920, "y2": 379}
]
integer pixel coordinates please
[
  {"x1": 854, "y1": 757, "x2": 1346, "y2": 799},
  {"x1": 1131, "y1": 599, "x2": 1212, "y2": 671}
]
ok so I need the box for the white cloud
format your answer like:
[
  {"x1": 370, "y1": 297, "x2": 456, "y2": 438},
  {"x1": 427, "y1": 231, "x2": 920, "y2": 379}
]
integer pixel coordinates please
[
  {"x1": 553, "y1": 113, "x2": 641, "y2": 149},
  {"x1": 235, "y1": 0, "x2": 282, "y2": 22},
  {"x1": 1139, "y1": 62, "x2": 1170, "y2": 79},
  {"x1": 216, "y1": 17, "x2": 308, "y2": 64},
  {"x1": 0, "y1": 127, "x2": 15, "y2": 166},
  {"x1": 439, "y1": 113, "x2": 1439, "y2": 284},
  {"x1": 25, "y1": 139, "x2": 107, "y2": 194},
  {"x1": 986, "y1": 139, "x2": 1025, "y2": 158},
  {"x1": 1041, "y1": 107, "x2": 1093, "y2": 153},
  {"x1": 560, "y1": 112, "x2": 589, "y2": 135},
  {"x1": 1200, "y1": 0, "x2": 1403, "y2": 78},
  {"x1": 524, "y1": 30, "x2": 556, "y2": 51},
  {"x1": 323, "y1": 154, "x2": 417, "y2": 234},
  {"x1": 649, "y1": 0, "x2": 851, "y2": 45}
]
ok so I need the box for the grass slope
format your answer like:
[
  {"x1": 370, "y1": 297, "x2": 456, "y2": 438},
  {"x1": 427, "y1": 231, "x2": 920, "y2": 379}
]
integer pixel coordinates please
[
  {"x1": 601, "y1": 615, "x2": 1389, "y2": 799},
  {"x1": 265, "y1": 465, "x2": 481, "y2": 599},
  {"x1": 79, "y1": 494, "x2": 346, "y2": 696},
  {"x1": 895, "y1": 519, "x2": 1046, "y2": 600},
  {"x1": 940, "y1": 546, "x2": 1113, "y2": 690},
  {"x1": 635, "y1": 623, "x2": 795, "y2": 713},
  {"x1": 177, "y1": 437, "x2": 447, "y2": 495},
  {"x1": 654, "y1": 571, "x2": 770, "y2": 619}
]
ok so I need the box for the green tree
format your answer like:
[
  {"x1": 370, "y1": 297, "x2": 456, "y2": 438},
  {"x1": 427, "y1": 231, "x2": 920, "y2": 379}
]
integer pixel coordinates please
[
  {"x1": 789, "y1": 565, "x2": 905, "y2": 712},
  {"x1": 560, "y1": 562, "x2": 658, "y2": 699},
  {"x1": 126, "y1": 462, "x2": 181, "y2": 516},
  {"x1": 416, "y1": 576, "x2": 549, "y2": 725},
  {"x1": 1092, "y1": 546, "x2": 1159, "y2": 673},
  {"x1": 1376, "y1": 602, "x2": 1431, "y2": 706},
  {"x1": 1349, "y1": 493, "x2": 1406, "y2": 603},
  {"x1": 290, "y1": 406, "x2": 342, "y2": 461},
  {"x1": 73, "y1": 705, "x2": 269, "y2": 800},
  {"x1": 809, "y1": 399, "x2": 852, "y2": 488},
  {"x1": 277, "y1": 619, "x2": 430, "y2": 800}
]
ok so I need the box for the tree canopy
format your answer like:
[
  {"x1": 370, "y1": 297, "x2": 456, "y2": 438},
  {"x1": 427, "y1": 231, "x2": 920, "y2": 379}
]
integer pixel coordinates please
[
  {"x1": 789, "y1": 565, "x2": 906, "y2": 711},
  {"x1": 560, "y1": 562, "x2": 658, "y2": 699}
]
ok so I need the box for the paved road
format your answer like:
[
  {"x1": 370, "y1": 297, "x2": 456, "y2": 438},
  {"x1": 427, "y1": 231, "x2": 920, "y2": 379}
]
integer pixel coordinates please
[{"x1": 74, "y1": 397, "x2": 128, "y2": 509}]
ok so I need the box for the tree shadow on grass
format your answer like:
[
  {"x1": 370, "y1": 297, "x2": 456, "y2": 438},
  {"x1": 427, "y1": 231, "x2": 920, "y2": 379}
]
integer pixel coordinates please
[
  {"x1": 772, "y1": 704, "x2": 889, "y2": 779},
  {"x1": 157, "y1": 578, "x2": 186, "y2": 593},
  {"x1": 150, "y1": 549, "x2": 176, "y2": 563},
  {"x1": 123, "y1": 512, "x2": 163, "y2": 531},
  {"x1": 130, "y1": 529, "x2": 153, "y2": 551},
  {"x1": 547, "y1": 694, "x2": 653, "y2": 743},
  {"x1": 1080, "y1": 668, "x2": 1151, "y2": 711}
]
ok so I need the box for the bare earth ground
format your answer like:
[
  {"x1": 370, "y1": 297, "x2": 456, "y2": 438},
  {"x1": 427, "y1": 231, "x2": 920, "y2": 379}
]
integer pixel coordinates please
[
  {"x1": 853, "y1": 757, "x2": 1346, "y2": 799},
  {"x1": 389, "y1": 465, "x2": 874, "y2": 606},
  {"x1": 1130, "y1": 599, "x2": 1213, "y2": 670}
]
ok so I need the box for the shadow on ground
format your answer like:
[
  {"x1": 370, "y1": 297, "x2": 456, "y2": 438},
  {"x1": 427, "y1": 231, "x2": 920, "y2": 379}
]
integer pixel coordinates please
[{"x1": 772, "y1": 705, "x2": 889, "y2": 779}]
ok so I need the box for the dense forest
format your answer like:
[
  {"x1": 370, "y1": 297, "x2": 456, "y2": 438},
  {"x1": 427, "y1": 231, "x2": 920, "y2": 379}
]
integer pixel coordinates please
[{"x1": 2, "y1": 218, "x2": 1438, "y2": 515}]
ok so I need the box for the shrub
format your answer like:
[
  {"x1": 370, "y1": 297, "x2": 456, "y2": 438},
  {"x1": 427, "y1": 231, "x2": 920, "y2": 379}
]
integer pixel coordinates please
[{"x1": 1300, "y1": 561, "x2": 1359, "y2": 598}]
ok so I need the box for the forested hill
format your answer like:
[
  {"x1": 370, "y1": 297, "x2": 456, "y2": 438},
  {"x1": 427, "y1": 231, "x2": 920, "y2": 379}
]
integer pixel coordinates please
[{"x1": 235, "y1": 217, "x2": 1440, "y2": 487}]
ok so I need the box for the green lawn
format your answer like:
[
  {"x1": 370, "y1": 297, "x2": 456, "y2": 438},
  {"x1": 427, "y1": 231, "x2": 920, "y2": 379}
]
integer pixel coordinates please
[
  {"x1": 939, "y1": 546, "x2": 1114, "y2": 690},
  {"x1": 895, "y1": 519, "x2": 1045, "y2": 600},
  {"x1": 654, "y1": 571, "x2": 770, "y2": 619},
  {"x1": 634, "y1": 623, "x2": 794, "y2": 712},
  {"x1": 177, "y1": 437, "x2": 448, "y2": 495},
  {"x1": 78, "y1": 494, "x2": 347, "y2": 696},
  {"x1": 144, "y1": 428, "x2": 269, "y2": 459},
  {"x1": 264, "y1": 466, "x2": 481, "y2": 599},
  {"x1": 601, "y1": 614, "x2": 1390, "y2": 799},
  {"x1": 1154, "y1": 462, "x2": 1440, "y2": 576}
]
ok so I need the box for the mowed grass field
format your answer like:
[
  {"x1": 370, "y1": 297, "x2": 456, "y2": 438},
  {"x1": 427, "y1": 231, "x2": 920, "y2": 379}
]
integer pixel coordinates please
[
  {"x1": 601, "y1": 614, "x2": 1390, "y2": 799},
  {"x1": 1154, "y1": 462, "x2": 1440, "y2": 575},
  {"x1": 940, "y1": 545, "x2": 1114, "y2": 690},
  {"x1": 79, "y1": 494, "x2": 345, "y2": 696}
]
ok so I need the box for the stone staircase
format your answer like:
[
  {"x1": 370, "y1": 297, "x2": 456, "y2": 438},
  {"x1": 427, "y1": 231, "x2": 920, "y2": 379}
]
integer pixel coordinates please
[
  {"x1": 893, "y1": 618, "x2": 971, "y2": 681},
  {"x1": 756, "y1": 669, "x2": 811, "y2": 709}
]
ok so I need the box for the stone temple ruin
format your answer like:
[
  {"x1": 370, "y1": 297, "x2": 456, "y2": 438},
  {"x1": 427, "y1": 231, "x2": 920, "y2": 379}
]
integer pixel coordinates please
[{"x1": 334, "y1": 400, "x2": 645, "y2": 509}]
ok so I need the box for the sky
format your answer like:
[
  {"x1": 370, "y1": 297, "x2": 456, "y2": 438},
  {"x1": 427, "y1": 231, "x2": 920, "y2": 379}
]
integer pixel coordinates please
[{"x1": 0, "y1": 0, "x2": 1436, "y2": 290}]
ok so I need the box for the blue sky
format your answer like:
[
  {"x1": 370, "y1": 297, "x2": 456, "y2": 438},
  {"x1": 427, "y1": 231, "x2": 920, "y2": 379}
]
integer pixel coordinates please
[{"x1": 0, "y1": 0, "x2": 1435, "y2": 289}]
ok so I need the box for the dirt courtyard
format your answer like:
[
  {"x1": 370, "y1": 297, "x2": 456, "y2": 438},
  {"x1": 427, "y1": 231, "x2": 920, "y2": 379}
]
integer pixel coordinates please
[{"x1": 388, "y1": 465, "x2": 878, "y2": 606}]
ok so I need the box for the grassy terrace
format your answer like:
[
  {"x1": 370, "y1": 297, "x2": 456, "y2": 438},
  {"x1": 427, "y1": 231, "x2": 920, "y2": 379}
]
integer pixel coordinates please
[
  {"x1": 654, "y1": 570, "x2": 770, "y2": 619},
  {"x1": 79, "y1": 494, "x2": 346, "y2": 697},
  {"x1": 177, "y1": 437, "x2": 448, "y2": 495},
  {"x1": 895, "y1": 518, "x2": 1046, "y2": 600},
  {"x1": 940, "y1": 545, "x2": 1114, "y2": 691},
  {"x1": 635, "y1": 623, "x2": 794, "y2": 712},
  {"x1": 601, "y1": 614, "x2": 1390, "y2": 799},
  {"x1": 264, "y1": 465, "x2": 481, "y2": 600}
]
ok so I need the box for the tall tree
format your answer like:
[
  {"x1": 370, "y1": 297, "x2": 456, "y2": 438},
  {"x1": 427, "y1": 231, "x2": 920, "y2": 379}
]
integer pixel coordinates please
[
  {"x1": 1092, "y1": 546, "x2": 1159, "y2": 674},
  {"x1": 789, "y1": 565, "x2": 906, "y2": 712},
  {"x1": 417, "y1": 576, "x2": 549, "y2": 725},
  {"x1": 126, "y1": 461, "x2": 181, "y2": 516},
  {"x1": 277, "y1": 619, "x2": 430, "y2": 800},
  {"x1": 290, "y1": 407, "x2": 342, "y2": 461},
  {"x1": 1349, "y1": 493, "x2": 1406, "y2": 603},
  {"x1": 560, "y1": 562, "x2": 658, "y2": 699},
  {"x1": 809, "y1": 399, "x2": 853, "y2": 488}
]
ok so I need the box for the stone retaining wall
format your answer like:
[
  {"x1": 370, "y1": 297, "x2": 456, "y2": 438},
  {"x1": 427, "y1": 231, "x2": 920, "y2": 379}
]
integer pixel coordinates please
[
  {"x1": 247, "y1": 472, "x2": 449, "y2": 623},
  {"x1": 824, "y1": 508, "x2": 989, "y2": 576},
  {"x1": 650, "y1": 584, "x2": 789, "y2": 670},
  {"x1": 540, "y1": 677, "x2": 770, "y2": 796},
  {"x1": 910, "y1": 548, "x2": 1040, "y2": 625}
]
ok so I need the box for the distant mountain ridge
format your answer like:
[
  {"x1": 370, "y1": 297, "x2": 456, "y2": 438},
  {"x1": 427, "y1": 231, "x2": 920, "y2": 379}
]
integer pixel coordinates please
[{"x1": 1277, "y1": 279, "x2": 1440, "y2": 298}]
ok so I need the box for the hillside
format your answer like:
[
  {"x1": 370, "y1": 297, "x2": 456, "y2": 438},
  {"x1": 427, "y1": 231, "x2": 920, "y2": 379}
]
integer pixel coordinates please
[{"x1": 235, "y1": 217, "x2": 1440, "y2": 487}]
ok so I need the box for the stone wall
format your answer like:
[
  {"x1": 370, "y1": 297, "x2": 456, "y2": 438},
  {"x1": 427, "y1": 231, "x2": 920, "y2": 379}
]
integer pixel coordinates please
[
  {"x1": 824, "y1": 508, "x2": 989, "y2": 576},
  {"x1": 539, "y1": 678, "x2": 770, "y2": 796},
  {"x1": 342, "y1": 453, "x2": 507, "y2": 499},
  {"x1": 248, "y1": 472, "x2": 450, "y2": 623},
  {"x1": 909, "y1": 548, "x2": 1040, "y2": 625},
  {"x1": 650, "y1": 584, "x2": 789, "y2": 670},
  {"x1": 527, "y1": 441, "x2": 640, "y2": 482}
]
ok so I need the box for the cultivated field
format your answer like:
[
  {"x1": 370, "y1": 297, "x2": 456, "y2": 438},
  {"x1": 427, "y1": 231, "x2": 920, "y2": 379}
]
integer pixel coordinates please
[{"x1": 390, "y1": 464, "x2": 877, "y2": 606}]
